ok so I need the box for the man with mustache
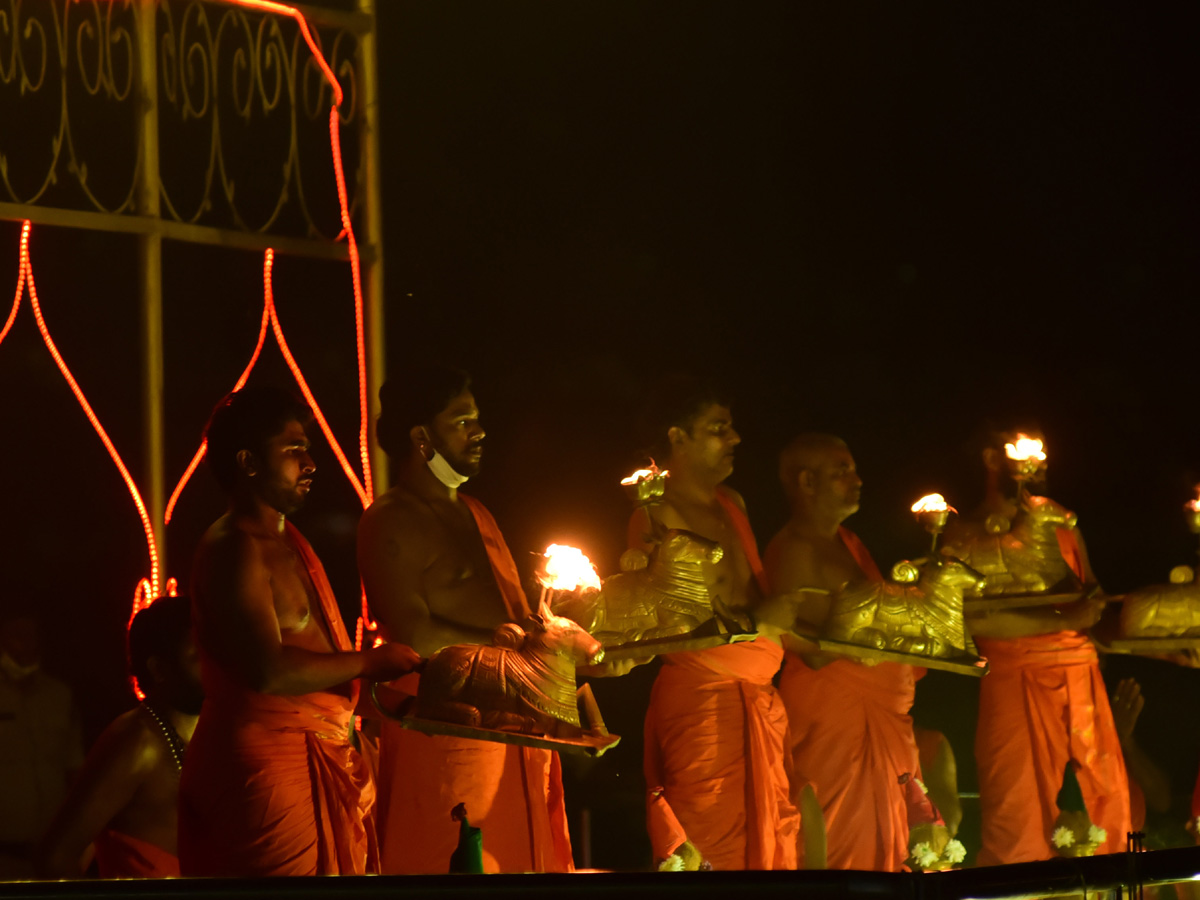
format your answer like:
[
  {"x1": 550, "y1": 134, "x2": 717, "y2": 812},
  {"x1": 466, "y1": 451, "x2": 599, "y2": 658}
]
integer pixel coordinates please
[
  {"x1": 178, "y1": 387, "x2": 419, "y2": 876},
  {"x1": 358, "y1": 366, "x2": 573, "y2": 873},
  {"x1": 632, "y1": 376, "x2": 799, "y2": 871},
  {"x1": 764, "y1": 433, "x2": 925, "y2": 871}
]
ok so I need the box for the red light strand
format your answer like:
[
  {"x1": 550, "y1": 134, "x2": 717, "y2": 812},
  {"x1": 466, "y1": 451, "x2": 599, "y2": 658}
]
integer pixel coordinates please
[
  {"x1": 263, "y1": 249, "x2": 369, "y2": 507},
  {"x1": 18, "y1": 222, "x2": 162, "y2": 599},
  {"x1": 163, "y1": 282, "x2": 272, "y2": 525},
  {"x1": 0, "y1": 236, "x2": 23, "y2": 347}
]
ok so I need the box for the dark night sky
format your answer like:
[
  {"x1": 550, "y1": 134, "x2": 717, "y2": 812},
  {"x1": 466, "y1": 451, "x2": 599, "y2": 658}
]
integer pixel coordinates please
[{"x1": 2, "y1": 1, "x2": 1200, "y2": 866}]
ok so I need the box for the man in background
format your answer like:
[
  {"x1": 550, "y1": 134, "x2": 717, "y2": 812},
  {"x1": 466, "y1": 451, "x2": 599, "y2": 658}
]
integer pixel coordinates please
[
  {"x1": 36, "y1": 595, "x2": 201, "y2": 878},
  {"x1": 0, "y1": 609, "x2": 82, "y2": 878}
]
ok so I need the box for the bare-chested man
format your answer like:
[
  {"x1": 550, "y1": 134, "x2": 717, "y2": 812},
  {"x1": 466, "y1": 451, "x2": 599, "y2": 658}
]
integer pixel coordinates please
[
  {"x1": 358, "y1": 366, "x2": 574, "y2": 873},
  {"x1": 943, "y1": 430, "x2": 1126, "y2": 864},
  {"x1": 36, "y1": 595, "x2": 200, "y2": 878},
  {"x1": 632, "y1": 376, "x2": 799, "y2": 871},
  {"x1": 178, "y1": 387, "x2": 418, "y2": 876},
  {"x1": 764, "y1": 433, "x2": 924, "y2": 871}
]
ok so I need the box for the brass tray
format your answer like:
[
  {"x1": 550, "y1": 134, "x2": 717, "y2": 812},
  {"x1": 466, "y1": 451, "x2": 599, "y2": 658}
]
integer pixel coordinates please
[
  {"x1": 962, "y1": 582, "x2": 1102, "y2": 614},
  {"x1": 815, "y1": 637, "x2": 989, "y2": 677},
  {"x1": 600, "y1": 615, "x2": 757, "y2": 662},
  {"x1": 371, "y1": 683, "x2": 621, "y2": 758},
  {"x1": 1104, "y1": 635, "x2": 1200, "y2": 653}
]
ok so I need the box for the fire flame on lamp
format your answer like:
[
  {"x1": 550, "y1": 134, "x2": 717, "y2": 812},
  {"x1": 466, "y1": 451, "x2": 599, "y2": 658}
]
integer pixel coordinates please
[
  {"x1": 1185, "y1": 487, "x2": 1200, "y2": 537},
  {"x1": 912, "y1": 493, "x2": 956, "y2": 555},
  {"x1": 620, "y1": 467, "x2": 669, "y2": 485},
  {"x1": 621, "y1": 462, "x2": 669, "y2": 507},
  {"x1": 1004, "y1": 435, "x2": 1046, "y2": 462},
  {"x1": 1004, "y1": 433, "x2": 1046, "y2": 489},
  {"x1": 537, "y1": 544, "x2": 601, "y2": 610}
]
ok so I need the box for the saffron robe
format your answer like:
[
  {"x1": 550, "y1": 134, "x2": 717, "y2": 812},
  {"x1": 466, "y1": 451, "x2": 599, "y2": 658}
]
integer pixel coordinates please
[
  {"x1": 974, "y1": 527, "x2": 1130, "y2": 865},
  {"x1": 375, "y1": 495, "x2": 573, "y2": 874},
  {"x1": 94, "y1": 830, "x2": 179, "y2": 878},
  {"x1": 179, "y1": 523, "x2": 378, "y2": 876},
  {"x1": 642, "y1": 490, "x2": 800, "y2": 871},
  {"x1": 778, "y1": 527, "x2": 922, "y2": 872}
]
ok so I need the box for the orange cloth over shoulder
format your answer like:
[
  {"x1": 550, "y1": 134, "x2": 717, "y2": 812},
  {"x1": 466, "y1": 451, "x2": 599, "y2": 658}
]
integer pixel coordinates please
[
  {"x1": 974, "y1": 527, "x2": 1130, "y2": 865},
  {"x1": 778, "y1": 527, "x2": 922, "y2": 872},
  {"x1": 94, "y1": 830, "x2": 179, "y2": 878},
  {"x1": 643, "y1": 489, "x2": 799, "y2": 871},
  {"x1": 178, "y1": 523, "x2": 378, "y2": 876},
  {"x1": 375, "y1": 494, "x2": 573, "y2": 874}
]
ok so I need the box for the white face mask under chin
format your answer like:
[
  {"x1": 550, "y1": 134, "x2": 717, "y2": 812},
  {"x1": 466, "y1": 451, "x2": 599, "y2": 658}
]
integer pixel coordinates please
[{"x1": 427, "y1": 449, "x2": 469, "y2": 489}]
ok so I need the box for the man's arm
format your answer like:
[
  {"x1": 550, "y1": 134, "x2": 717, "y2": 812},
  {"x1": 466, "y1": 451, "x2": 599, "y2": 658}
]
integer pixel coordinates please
[
  {"x1": 201, "y1": 533, "x2": 417, "y2": 695},
  {"x1": 761, "y1": 537, "x2": 832, "y2": 632},
  {"x1": 34, "y1": 712, "x2": 151, "y2": 878},
  {"x1": 358, "y1": 505, "x2": 500, "y2": 657}
]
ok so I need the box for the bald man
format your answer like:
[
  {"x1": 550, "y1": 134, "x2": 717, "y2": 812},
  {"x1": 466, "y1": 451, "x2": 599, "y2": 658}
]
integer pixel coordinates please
[
  {"x1": 763, "y1": 434, "x2": 923, "y2": 872},
  {"x1": 632, "y1": 376, "x2": 799, "y2": 871}
]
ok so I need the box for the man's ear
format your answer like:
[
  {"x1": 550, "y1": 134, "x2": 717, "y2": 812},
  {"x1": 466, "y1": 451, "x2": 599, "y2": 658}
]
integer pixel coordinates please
[
  {"x1": 798, "y1": 469, "x2": 816, "y2": 495},
  {"x1": 410, "y1": 426, "x2": 432, "y2": 460},
  {"x1": 982, "y1": 447, "x2": 1003, "y2": 472},
  {"x1": 236, "y1": 449, "x2": 257, "y2": 478},
  {"x1": 667, "y1": 425, "x2": 687, "y2": 447}
]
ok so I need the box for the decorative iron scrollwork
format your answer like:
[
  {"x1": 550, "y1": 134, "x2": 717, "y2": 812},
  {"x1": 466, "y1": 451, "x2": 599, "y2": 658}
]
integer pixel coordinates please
[{"x1": 1, "y1": 0, "x2": 362, "y2": 240}]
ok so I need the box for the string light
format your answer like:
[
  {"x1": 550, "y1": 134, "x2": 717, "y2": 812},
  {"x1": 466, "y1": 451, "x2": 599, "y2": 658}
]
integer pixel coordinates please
[{"x1": 18, "y1": 222, "x2": 163, "y2": 600}]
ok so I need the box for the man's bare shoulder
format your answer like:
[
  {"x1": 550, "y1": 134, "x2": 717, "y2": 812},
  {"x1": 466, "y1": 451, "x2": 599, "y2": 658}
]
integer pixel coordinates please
[
  {"x1": 765, "y1": 526, "x2": 822, "y2": 568},
  {"x1": 359, "y1": 488, "x2": 438, "y2": 544},
  {"x1": 91, "y1": 707, "x2": 161, "y2": 776},
  {"x1": 196, "y1": 515, "x2": 267, "y2": 572}
]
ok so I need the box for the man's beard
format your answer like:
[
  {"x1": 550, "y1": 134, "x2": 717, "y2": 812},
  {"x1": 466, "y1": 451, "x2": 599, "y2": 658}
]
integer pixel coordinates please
[{"x1": 433, "y1": 440, "x2": 482, "y2": 479}]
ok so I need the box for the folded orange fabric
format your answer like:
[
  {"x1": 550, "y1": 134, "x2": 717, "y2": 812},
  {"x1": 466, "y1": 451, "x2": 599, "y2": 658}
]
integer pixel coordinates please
[
  {"x1": 93, "y1": 829, "x2": 179, "y2": 878},
  {"x1": 779, "y1": 527, "x2": 921, "y2": 872},
  {"x1": 643, "y1": 490, "x2": 799, "y2": 871},
  {"x1": 179, "y1": 523, "x2": 377, "y2": 876},
  {"x1": 974, "y1": 527, "x2": 1130, "y2": 865},
  {"x1": 975, "y1": 631, "x2": 1130, "y2": 863}
]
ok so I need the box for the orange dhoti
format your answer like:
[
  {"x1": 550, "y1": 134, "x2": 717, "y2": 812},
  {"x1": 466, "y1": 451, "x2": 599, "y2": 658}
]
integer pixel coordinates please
[
  {"x1": 179, "y1": 523, "x2": 377, "y2": 876},
  {"x1": 975, "y1": 632, "x2": 1130, "y2": 864},
  {"x1": 93, "y1": 830, "x2": 179, "y2": 878},
  {"x1": 780, "y1": 655, "x2": 920, "y2": 871},
  {"x1": 377, "y1": 720, "x2": 572, "y2": 873},
  {"x1": 644, "y1": 639, "x2": 799, "y2": 871}
]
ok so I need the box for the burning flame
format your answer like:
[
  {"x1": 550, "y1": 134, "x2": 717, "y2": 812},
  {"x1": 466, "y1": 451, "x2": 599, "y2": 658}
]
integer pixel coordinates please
[
  {"x1": 621, "y1": 463, "x2": 669, "y2": 486},
  {"x1": 1186, "y1": 489, "x2": 1200, "y2": 513},
  {"x1": 911, "y1": 493, "x2": 955, "y2": 514},
  {"x1": 537, "y1": 544, "x2": 602, "y2": 592},
  {"x1": 1004, "y1": 434, "x2": 1046, "y2": 462}
]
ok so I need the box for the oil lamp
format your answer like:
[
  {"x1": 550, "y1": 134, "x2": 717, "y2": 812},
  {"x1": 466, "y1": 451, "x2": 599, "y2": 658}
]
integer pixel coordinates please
[
  {"x1": 536, "y1": 544, "x2": 601, "y2": 610},
  {"x1": 1185, "y1": 488, "x2": 1200, "y2": 561},
  {"x1": 621, "y1": 462, "x2": 669, "y2": 507},
  {"x1": 911, "y1": 493, "x2": 956, "y2": 555},
  {"x1": 1004, "y1": 433, "x2": 1046, "y2": 500}
]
